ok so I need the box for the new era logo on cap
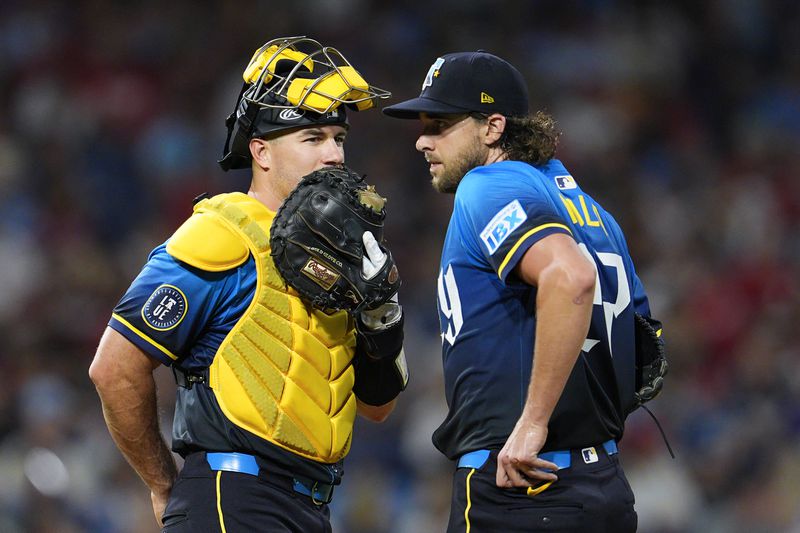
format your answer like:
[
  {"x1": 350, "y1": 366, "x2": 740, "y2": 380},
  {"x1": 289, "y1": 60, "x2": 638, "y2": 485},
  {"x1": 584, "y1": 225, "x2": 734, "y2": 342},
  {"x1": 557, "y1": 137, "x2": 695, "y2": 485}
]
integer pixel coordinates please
[{"x1": 480, "y1": 92, "x2": 494, "y2": 104}]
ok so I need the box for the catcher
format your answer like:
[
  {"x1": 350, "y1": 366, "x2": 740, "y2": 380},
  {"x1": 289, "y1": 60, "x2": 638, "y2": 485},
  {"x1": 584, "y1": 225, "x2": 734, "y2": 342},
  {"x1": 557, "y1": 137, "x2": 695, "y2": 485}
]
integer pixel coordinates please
[{"x1": 89, "y1": 36, "x2": 407, "y2": 532}]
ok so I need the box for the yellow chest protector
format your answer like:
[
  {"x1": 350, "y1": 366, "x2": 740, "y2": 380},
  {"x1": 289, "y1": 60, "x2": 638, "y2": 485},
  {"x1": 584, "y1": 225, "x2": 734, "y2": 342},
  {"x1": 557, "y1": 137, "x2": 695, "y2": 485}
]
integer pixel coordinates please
[{"x1": 166, "y1": 192, "x2": 357, "y2": 463}]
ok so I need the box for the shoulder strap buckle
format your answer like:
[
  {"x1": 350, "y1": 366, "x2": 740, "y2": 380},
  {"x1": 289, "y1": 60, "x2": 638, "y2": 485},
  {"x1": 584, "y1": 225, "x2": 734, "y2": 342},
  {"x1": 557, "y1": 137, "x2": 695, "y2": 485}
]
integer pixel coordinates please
[{"x1": 172, "y1": 366, "x2": 208, "y2": 390}]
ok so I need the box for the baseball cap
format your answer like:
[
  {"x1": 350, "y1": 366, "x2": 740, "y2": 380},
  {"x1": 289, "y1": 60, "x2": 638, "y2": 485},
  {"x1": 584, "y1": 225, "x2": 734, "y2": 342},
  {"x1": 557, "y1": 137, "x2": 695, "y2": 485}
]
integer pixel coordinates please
[{"x1": 383, "y1": 51, "x2": 529, "y2": 119}]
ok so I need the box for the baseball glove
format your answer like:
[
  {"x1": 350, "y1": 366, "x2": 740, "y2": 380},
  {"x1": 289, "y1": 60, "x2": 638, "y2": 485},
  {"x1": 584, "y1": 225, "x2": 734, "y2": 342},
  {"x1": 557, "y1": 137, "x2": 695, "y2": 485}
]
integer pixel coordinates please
[
  {"x1": 270, "y1": 165, "x2": 400, "y2": 314},
  {"x1": 633, "y1": 313, "x2": 668, "y2": 406}
]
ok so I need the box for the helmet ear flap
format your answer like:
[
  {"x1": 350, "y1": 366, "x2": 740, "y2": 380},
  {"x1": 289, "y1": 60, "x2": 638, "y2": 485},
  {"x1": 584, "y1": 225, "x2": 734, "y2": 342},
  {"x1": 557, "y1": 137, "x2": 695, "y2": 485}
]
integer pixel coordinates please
[
  {"x1": 218, "y1": 84, "x2": 261, "y2": 171},
  {"x1": 218, "y1": 119, "x2": 254, "y2": 171}
]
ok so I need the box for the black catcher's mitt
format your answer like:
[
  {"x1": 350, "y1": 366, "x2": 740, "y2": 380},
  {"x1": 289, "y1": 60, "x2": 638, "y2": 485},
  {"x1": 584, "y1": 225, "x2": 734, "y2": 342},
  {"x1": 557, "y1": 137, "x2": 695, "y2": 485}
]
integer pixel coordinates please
[
  {"x1": 633, "y1": 313, "x2": 668, "y2": 406},
  {"x1": 270, "y1": 165, "x2": 400, "y2": 314}
]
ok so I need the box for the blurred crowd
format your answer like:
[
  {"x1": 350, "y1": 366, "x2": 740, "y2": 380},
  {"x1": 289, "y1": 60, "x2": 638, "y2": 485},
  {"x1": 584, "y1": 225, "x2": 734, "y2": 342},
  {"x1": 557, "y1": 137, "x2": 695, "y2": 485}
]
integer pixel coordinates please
[{"x1": 1, "y1": 1, "x2": 798, "y2": 532}]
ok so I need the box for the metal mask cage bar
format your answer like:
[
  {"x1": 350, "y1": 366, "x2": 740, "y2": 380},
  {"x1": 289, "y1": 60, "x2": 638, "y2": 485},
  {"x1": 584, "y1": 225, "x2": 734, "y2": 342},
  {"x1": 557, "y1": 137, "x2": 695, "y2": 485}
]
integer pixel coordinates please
[{"x1": 242, "y1": 36, "x2": 391, "y2": 114}]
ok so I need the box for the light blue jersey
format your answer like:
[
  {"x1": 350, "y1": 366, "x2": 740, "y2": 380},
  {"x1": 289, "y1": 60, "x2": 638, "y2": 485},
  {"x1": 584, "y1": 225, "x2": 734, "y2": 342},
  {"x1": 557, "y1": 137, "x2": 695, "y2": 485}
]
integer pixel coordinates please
[{"x1": 434, "y1": 160, "x2": 652, "y2": 459}]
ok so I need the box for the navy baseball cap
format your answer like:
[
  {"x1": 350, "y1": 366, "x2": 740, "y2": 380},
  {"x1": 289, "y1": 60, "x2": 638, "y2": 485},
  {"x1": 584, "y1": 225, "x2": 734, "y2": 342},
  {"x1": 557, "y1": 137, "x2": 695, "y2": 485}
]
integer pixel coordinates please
[{"x1": 383, "y1": 51, "x2": 529, "y2": 119}]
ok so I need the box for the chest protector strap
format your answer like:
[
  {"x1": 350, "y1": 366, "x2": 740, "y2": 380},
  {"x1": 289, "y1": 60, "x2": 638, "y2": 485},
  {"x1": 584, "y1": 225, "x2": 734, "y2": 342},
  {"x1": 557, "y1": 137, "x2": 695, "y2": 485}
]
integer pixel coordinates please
[{"x1": 194, "y1": 193, "x2": 357, "y2": 463}]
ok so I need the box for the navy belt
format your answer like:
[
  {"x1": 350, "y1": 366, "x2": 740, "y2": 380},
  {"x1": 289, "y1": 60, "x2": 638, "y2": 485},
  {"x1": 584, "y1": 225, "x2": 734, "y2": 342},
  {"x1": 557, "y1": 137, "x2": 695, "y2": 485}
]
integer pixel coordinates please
[
  {"x1": 206, "y1": 452, "x2": 335, "y2": 505},
  {"x1": 458, "y1": 439, "x2": 618, "y2": 470}
]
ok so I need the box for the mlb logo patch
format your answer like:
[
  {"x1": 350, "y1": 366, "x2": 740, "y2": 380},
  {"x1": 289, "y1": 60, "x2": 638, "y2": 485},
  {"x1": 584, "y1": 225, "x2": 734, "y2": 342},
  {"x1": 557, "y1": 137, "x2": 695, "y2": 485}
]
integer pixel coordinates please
[
  {"x1": 581, "y1": 447, "x2": 599, "y2": 464},
  {"x1": 480, "y1": 200, "x2": 527, "y2": 255},
  {"x1": 554, "y1": 175, "x2": 577, "y2": 190}
]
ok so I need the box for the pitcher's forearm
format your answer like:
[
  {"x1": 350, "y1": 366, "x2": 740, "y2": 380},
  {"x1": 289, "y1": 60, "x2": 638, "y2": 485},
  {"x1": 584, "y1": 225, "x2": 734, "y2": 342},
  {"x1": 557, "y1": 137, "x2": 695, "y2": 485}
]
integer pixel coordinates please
[{"x1": 524, "y1": 262, "x2": 594, "y2": 425}]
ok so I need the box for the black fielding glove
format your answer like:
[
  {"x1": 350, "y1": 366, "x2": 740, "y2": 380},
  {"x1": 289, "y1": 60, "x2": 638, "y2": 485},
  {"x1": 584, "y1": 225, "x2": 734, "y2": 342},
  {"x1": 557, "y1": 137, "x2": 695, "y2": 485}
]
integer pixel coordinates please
[
  {"x1": 633, "y1": 313, "x2": 668, "y2": 406},
  {"x1": 270, "y1": 165, "x2": 401, "y2": 314}
]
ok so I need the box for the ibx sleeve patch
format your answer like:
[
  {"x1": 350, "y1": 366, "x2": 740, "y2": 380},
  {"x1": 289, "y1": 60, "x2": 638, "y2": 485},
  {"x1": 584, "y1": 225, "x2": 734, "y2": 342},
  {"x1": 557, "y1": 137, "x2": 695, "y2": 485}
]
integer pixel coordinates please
[
  {"x1": 479, "y1": 199, "x2": 527, "y2": 255},
  {"x1": 141, "y1": 284, "x2": 188, "y2": 331}
]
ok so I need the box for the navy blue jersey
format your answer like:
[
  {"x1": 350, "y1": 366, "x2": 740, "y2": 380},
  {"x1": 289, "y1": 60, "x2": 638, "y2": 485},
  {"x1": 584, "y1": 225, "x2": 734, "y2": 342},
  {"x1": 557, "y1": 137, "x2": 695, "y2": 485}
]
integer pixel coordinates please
[
  {"x1": 110, "y1": 243, "x2": 253, "y2": 370},
  {"x1": 433, "y1": 160, "x2": 651, "y2": 460},
  {"x1": 109, "y1": 244, "x2": 342, "y2": 484}
]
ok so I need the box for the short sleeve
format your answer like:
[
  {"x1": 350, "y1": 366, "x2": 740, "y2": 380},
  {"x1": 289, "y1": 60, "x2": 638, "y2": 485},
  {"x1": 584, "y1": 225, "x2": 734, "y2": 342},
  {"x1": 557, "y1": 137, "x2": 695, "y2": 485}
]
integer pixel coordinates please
[
  {"x1": 456, "y1": 164, "x2": 572, "y2": 283},
  {"x1": 109, "y1": 244, "x2": 237, "y2": 366}
]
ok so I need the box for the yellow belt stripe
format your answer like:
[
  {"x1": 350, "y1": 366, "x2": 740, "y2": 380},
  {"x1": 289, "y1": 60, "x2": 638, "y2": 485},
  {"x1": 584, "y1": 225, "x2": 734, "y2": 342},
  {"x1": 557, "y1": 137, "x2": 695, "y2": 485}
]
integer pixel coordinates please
[
  {"x1": 465, "y1": 468, "x2": 476, "y2": 533},
  {"x1": 111, "y1": 314, "x2": 178, "y2": 360},
  {"x1": 497, "y1": 223, "x2": 573, "y2": 280},
  {"x1": 216, "y1": 471, "x2": 228, "y2": 533}
]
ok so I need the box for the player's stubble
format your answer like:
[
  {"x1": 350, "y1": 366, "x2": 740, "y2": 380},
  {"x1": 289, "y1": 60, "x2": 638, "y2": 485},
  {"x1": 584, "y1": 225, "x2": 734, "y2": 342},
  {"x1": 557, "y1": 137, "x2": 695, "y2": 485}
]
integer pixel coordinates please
[{"x1": 430, "y1": 130, "x2": 488, "y2": 194}]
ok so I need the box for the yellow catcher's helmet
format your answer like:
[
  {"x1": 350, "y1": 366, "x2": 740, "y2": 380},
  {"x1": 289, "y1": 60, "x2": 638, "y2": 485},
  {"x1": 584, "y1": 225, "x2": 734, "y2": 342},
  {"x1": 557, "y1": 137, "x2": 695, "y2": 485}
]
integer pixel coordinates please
[{"x1": 219, "y1": 36, "x2": 391, "y2": 171}]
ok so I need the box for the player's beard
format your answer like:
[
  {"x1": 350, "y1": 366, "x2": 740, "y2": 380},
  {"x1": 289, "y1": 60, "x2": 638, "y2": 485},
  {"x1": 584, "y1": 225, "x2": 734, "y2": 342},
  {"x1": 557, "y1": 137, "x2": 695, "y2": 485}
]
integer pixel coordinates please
[{"x1": 431, "y1": 135, "x2": 488, "y2": 194}]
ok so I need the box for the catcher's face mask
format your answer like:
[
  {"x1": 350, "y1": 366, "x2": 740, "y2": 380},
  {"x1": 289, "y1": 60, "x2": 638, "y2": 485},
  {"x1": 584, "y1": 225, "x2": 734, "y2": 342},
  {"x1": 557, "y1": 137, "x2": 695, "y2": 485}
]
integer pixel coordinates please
[{"x1": 219, "y1": 36, "x2": 391, "y2": 171}]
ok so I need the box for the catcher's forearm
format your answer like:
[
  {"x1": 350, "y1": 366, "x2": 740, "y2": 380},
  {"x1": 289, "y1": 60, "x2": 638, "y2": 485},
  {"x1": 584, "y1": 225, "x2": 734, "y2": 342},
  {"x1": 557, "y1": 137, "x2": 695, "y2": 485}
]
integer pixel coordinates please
[
  {"x1": 96, "y1": 370, "x2": 177, "y2": 495},
  {"x1": 353, "y1": 350, "x2": 408, "y2": 405},
  {"x1": 357, "y1": 397, "x2": 396, "y2": 422},
  {"x1": 90, "y1": 329, "x2": 178, "y2": 496},
  {"x1": 355, "y1": 312, "x2": 404, "y2": 359}
]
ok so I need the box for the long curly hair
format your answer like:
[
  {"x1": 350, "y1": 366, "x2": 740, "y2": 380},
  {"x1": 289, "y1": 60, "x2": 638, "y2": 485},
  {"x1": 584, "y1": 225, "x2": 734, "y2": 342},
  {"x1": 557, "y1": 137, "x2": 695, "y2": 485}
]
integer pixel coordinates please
[{"x1": 474, "y1": 110, "x2": 561, "y2": 165}]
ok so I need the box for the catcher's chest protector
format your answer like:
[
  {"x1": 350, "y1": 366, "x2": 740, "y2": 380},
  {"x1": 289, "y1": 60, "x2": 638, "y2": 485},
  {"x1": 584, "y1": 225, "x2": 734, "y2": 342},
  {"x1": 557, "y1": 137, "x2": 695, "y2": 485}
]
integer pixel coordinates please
[{"x1": 174, "y1": 193, "x2": 358, "y2": 463}]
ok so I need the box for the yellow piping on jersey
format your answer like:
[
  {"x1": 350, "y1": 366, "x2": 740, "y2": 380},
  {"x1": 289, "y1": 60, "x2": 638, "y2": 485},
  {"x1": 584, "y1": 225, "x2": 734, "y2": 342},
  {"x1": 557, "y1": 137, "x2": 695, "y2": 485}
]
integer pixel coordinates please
[
  {"x1": 194, "y1": 192, "x2": 357, "y2": 463},
  {"x1": 111, "y1": 313, "x2": 178, "y2": 361},
  {"x1": 497, "y1": 223, "x2": 572, "y2": 280}
]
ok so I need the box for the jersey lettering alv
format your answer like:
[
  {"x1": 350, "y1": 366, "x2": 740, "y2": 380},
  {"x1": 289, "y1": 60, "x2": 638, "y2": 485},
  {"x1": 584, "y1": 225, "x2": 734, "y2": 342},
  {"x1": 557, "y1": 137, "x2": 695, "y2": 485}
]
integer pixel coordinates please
[{"x1": 434, "y1": 160, "x2": 652, "y2": 460}]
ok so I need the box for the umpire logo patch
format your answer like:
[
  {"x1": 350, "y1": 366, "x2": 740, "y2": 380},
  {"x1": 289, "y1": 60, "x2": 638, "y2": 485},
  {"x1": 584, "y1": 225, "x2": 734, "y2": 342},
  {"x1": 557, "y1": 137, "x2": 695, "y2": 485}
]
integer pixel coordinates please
[
  {"x1": 142, "y1": 285, "x2": 187, "y2": 331},
  {"x1": 480, "y1": 199, "x2": 527, "y2": 255}
]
